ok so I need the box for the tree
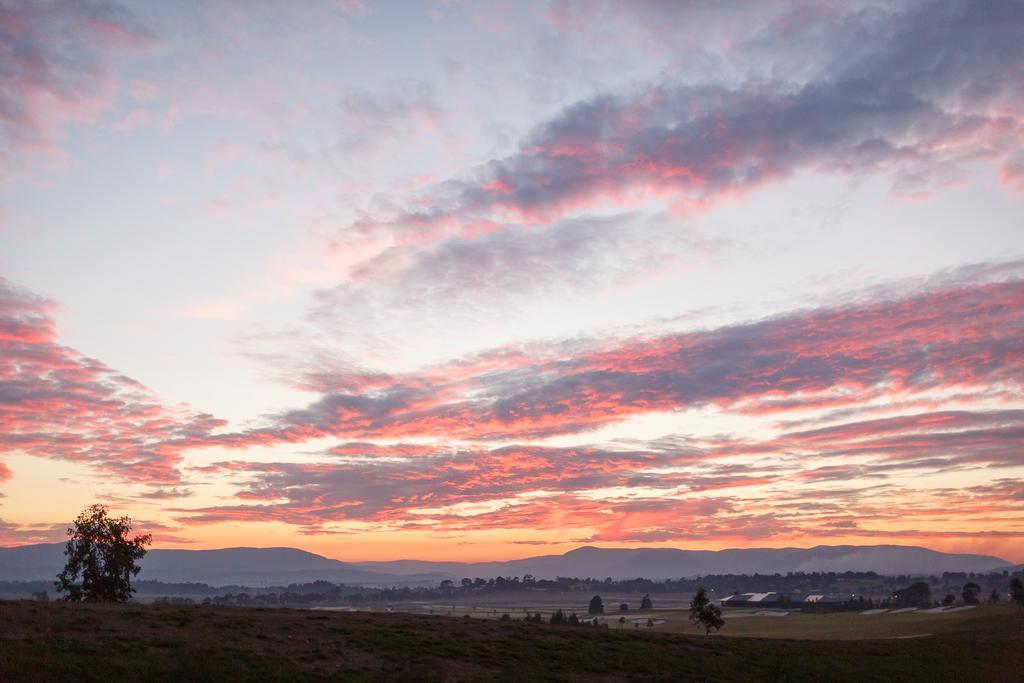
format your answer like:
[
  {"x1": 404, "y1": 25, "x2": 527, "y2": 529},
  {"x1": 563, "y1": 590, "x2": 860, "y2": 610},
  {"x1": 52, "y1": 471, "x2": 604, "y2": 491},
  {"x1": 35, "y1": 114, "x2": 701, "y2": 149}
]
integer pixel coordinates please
[
  {"x1": 962, "y1": 582, "x2": 981, "y2": 605},
  {"x1": 55, "y1": 504, "x2": 151, "y2": 602},
  {"x1": 640, "y1": 593, "x2": 653, "y2": 610},
  {"x1": 942, "y1": 593, "x2": 956, "y2": 606},
  {"x1": 588, "y1": 595, "x2": 604, "y2": 614},
  {"x1": 689, "y1": 586, "x2": 725, "y2": 635},
  {"x1": 1011, "y1": 577, "x2": 1024, "y2": 608},
  {"x1": 619, "y1": 602, "x2": 629, "y2": 612},
  {"x1": 550, "y1": 608, "x2": 566, "y2": 624},
  {"x1": 988, "y1": 589, "x2": 1000, "y2": 604},
  {"x1": 892, "y1": 581, "x2": 932, "y2": 608},
  {"x1": 567, "y1": 612, "x2": 580, "y2": 625}
]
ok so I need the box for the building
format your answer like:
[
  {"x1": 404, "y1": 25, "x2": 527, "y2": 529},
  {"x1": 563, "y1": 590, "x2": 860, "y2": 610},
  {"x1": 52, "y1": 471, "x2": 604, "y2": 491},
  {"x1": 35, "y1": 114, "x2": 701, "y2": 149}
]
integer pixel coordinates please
[{"x1": 719, "y1": 592, "x2": 780, "y2": 607}]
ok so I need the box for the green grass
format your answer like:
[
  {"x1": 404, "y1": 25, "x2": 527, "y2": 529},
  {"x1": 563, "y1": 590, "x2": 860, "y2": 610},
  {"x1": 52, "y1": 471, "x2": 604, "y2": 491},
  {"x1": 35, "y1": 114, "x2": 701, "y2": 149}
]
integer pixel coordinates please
[{"x1": 0, "y1": 600, "x2": 1020, "y2": 681}]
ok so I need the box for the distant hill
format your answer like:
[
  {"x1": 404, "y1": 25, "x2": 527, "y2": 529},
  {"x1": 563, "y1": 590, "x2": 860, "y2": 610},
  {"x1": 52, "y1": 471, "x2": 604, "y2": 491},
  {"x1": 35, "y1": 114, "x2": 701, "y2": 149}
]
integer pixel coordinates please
[
  {"x1": 0, "y1": 544, "x2": 442, "y2": 587},
  {"x1": 351, "y1": 545, "x2": 1011, "y2": 580},
  {"x1": 0, "y1": 543, "x2": 1009, "y2": 587}
]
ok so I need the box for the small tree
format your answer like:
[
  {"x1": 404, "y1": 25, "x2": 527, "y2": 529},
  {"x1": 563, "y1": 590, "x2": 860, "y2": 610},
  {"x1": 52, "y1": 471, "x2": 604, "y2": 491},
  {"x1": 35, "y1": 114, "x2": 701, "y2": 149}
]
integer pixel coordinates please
[
  {"x1": 689, "y1": 586, "x2": 725, "y2": 635},
  {"x1": 567, "y1": 612, "x2": 580, "y2": 625},
  {"x1": 640, "y1": 593, "x2": 653, "y2": 610},
  {"x1": 55, "y1": 504, "x2": 151, "y2": 602},
  {"x1": 988, "y1": 589, "x2": 1000, "y2": 605},
  {"x1": 588, "y1": 595, "x2": 604, "y2": 614},
  {"x1": 1010, "y1": 577, "x2": 1024, "y2": 608},
  {"x1": 942, "y1": 593, "x2": 956, "y2": 606},
  {"x1": 550, "y1": 608, "x2": 566, "y2": 624},
  {"x1": 962, "y1": 582, "x2": 981, "y2": 605}
]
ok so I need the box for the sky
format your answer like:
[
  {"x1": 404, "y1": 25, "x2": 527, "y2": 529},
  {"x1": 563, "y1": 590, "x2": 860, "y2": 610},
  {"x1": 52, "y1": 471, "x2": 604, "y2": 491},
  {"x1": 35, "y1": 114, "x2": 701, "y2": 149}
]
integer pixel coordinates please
[{"x1": 1, "y1": 0, "x2": 1023, "y2": 563}]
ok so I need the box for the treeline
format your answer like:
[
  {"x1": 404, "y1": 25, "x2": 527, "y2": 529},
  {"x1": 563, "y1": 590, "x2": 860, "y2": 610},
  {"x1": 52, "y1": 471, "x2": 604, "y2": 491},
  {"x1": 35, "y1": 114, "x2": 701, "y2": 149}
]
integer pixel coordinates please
[
  {"x1": 165, "y1": 571, "x2": 1022, "y2": 609},
  {"x1": 438, "y1": 570, "x2": 1021, "y2": 601},
  {"x1": 197, "y1": 572, "x2": 897, "y2": 608},
  {"x1": 6, "y1": 568, "x2": 1021, "y2": 608}
]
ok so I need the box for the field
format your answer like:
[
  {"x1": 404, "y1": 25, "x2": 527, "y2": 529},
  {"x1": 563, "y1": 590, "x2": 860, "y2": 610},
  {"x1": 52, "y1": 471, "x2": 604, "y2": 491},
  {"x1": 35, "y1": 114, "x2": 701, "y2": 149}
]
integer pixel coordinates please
[
  {"x1": 648, "y1": 605, "x2": 1014, "y2": 640},
  {"x1": 0, "y1": 600, "x2": 1021, "y2": 681}
]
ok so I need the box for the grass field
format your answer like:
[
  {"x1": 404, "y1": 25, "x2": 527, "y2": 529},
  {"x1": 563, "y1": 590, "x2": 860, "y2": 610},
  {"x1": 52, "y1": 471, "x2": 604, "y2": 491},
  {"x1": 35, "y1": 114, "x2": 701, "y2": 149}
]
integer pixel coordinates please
[
  {"x1": 0, "y1": 600, "x2": 1020, "y2": 681},
  {"x1": 648, "y1": 604, "x2": 1017, "y2": 640}
]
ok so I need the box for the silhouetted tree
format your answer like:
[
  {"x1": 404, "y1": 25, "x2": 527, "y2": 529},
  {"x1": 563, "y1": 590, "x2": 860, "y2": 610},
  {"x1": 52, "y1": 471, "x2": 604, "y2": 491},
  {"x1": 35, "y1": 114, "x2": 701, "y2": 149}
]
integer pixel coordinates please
[
  {"x1": 618, "y1": 615, "x2": 626, "y2": 628},
  {"x1": 640, "y1": 593, "x2": 653, "y2": 610},
  {"x1": 689, "y1": 586, "x2": 725, "y2": 635},
  {"x1": 892, "y1": 581, "x2": 932, "y2": 608},
  {"x1": 550, "y1": 608, "x2": 566, "y2": 624},
  {"x1": 1010, "y1": 577, "x2": 1024, "y2": 608},
  {"x1": 962, "y1": 582, "x2": 981, "y2": 605},
  {"x1": 567, "y1": 612, "x2": 580, "y2": 625},
  {"x1": 619, "y1": 602, "x2": 629, "y2": 612},
  {"x1": 55, "y1": 504, "x2": 151, "y2": 602},
  {"x1": 588, "y1": 595, "x2": 604, "y2": 614},
  {"x1": 499, "y1": 613, "x2": 511, "y2": 621},
  {"x1": 988, "y1": 589, "x2": 1000, "y2": 604},
  {"x1": 942, "y1": 593, "x2": 956, "y2": 606}
]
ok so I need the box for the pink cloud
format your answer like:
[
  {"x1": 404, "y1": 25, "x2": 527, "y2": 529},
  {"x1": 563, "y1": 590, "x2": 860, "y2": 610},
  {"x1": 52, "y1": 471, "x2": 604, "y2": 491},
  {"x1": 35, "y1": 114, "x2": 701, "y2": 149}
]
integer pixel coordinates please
[
  {"x1": 331, "y1": 1, "x2": 1023, "y2": 252},
  {"x1": 0, "y1": 0, "x2": 153, "y2": 179},
  {"x1": 177, "y1": 405, "x2": 1024, "y2": 540},
  {"x1": 0, "y1": 277, "x2": 225, "y2": 484},
  {"x1": 226, "y1": 270, "x2": 1024, "y2": 445}
]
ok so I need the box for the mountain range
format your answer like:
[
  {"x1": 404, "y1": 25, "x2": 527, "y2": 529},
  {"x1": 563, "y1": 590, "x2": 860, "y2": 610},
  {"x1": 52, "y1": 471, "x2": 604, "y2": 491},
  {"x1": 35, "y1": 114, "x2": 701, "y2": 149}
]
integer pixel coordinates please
[
  {"x1": 0, "y1": 543, "x2": 1010, "y2": 587},
  {"x1": 0, "y1": 543, "x2": 442, "y2": 587},
  {"x1": 350, "y1": 545, "x2": 1012, "y2": 581}
]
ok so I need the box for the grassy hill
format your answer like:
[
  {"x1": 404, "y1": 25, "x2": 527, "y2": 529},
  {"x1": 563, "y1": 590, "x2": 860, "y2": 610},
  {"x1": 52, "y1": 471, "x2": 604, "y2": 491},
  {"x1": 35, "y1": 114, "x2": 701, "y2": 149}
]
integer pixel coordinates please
[{"x1": 0, "y1": 600, "x2": 1020, "y2": 681}]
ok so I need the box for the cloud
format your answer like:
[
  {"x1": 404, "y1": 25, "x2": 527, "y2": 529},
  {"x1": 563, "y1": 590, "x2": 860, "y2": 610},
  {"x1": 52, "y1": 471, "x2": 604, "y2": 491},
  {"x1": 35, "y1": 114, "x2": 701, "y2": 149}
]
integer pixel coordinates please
[
  {"x1": 295, "y1": 0, "x2": 1024, "y2": 358},
  {"x1": 0, "y1": 277, "x2": 225, "y2": 483},
  {"x1": 310, "y1": 212, "x2": 724, "y2": 349},
  {"x1": 335, "y1": 0, "x2": 1022, "y2": 248},
  {"x1": 0, "y1": 516, "x2": 67, "y2": 545},
  {"x1": 0, "y1": 0, "x2": 153, "y2": 177},
  {"x1": 230, "y1": 268, "x2": 1024, "y2": 443},
  {"x1": 333, "y1": 82, "x2": 445, "y2": 156},
  {"x1": 182, "y1": 440, "x2": 703, "y2": 528},
  {"x1": 178, "y1": 401, "x2": 1024, "y2": 540}
]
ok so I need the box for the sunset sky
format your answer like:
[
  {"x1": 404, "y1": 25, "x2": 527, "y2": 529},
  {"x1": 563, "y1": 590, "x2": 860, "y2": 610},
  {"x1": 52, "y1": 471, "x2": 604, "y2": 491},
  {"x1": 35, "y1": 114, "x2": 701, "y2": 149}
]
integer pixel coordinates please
[{"x1": 1, "y1": 0, "x2": 1023, "y2": 563}]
